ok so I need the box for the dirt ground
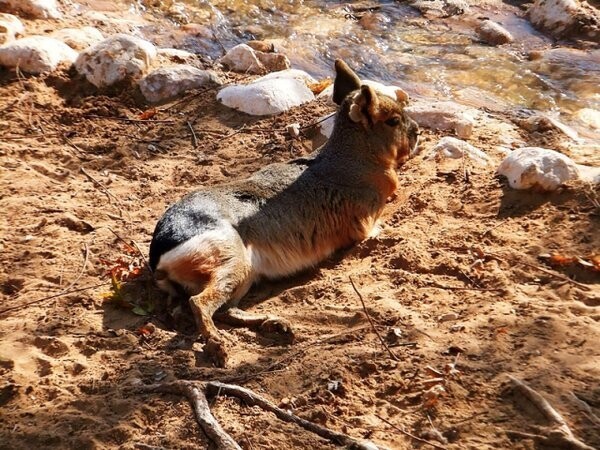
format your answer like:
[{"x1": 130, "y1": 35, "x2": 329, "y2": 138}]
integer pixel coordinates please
[{"x1": 1, "y1": 20, "x2": 600, "y2": 450}]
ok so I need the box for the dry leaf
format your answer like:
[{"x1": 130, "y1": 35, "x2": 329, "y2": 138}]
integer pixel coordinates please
[
  {"x1": 137, "y1": 324, "x2": 155, "y2": 336},
  {"x1": 138, "y1": 108, "x2": 157, "y2": 120},
  {"x1": 548, "y1": 253, "x2": 576, "y2": 266},
  {"x1": 308, "y1": 78, "x2": 333, "y2": 95}
]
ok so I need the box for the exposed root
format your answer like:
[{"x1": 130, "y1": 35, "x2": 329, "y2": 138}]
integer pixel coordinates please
[
  {"x1": 135, "y1": 380, "x2": 380, "y2": 450},
  {"x1": 507, "y1": 376, "x2": 594, "y2": 450},
  {"x1": 135, "y1": 381, "x2": 240, "y2": 450}
]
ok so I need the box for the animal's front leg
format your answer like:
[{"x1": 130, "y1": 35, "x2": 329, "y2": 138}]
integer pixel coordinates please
[{"x1": 214, "y1": 307, "x2": 295, "y2": 345}]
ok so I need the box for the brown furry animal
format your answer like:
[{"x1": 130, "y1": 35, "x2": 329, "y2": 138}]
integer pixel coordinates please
[{"x1": 149, "y1": 60, "x2": 420, "y2": 366}]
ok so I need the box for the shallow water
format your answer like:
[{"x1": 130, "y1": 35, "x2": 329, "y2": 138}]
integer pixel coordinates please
[{"x1": 108, "y1": 0, "x2": 599, "y2": 133}]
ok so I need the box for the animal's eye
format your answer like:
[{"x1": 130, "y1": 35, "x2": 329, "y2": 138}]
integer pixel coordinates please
[{"x1": 385, "y1": 116, "x2": 401, "y2": 127}]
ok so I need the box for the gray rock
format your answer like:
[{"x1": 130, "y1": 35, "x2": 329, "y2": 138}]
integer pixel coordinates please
[
  {"x1": 0, "y1": 0, "x2": 61, "y2": 19},
  {"x1": 477, "y1": 20, "x2": 514, "y2": 45},
  {"x1": 139, "y1": 65, "x2": 222, "y2": 103},
  {"x1": 75, "y1": 34, "x2": 157, "y2": 87},
  {"x1": 528, "y1": 0, "x2": 600, "y2": 42}
]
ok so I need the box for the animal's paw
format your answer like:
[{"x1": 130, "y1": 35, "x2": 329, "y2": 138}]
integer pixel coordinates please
[
  {"x1": 259, "y1": 318, "x2": 295, "y2": 345},
  {"x1": 203, "y1": 337, "x2": 229, "y2": 368}
]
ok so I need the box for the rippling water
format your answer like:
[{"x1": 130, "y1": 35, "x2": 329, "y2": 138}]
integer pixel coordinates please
[{"x1": 98, "y1": 0, "x2": 600, "y2": 134}]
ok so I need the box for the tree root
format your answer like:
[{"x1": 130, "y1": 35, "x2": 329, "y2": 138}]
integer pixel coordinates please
[
  {"x1": 507, "y1": 376, "x2": 594, "y2": 450},
  {"x1": 134, "y1": 380, "x2": 379, "y2": 450}
]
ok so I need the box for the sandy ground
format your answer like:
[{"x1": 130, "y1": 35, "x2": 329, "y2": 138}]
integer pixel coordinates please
[{"x1": 1, "y1": 14, "x2": 600, "y2": 450}]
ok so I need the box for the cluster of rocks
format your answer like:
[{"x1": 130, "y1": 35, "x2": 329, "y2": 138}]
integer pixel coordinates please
[
  {"x1": 0, "y1": 0, "x2": 597, "y2": 192},
  {"x1": 0, "y1": 2, "x2": 223, "y2": 103},
  {"x1": 407, "y1": 0, "x2": 600, "y2": 46}
]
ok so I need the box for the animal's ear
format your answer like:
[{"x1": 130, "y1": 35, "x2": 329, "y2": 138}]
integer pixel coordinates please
[
  {"x1": 395, "y1": 88, "x2": 409, "y2": 104},
  {"x1": 348, "y1": 84, "x2": 385, "y2": 128},
  {"x1": 333, "y1": 59, "x2": 361, "y2": 105}
]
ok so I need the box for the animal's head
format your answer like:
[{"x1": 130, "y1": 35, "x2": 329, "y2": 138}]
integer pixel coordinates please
[{"x1": 331, "y1": 59, "x2": 419, "y2": 167}]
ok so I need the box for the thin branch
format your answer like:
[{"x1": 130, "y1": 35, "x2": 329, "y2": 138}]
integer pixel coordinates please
[
  {"x1": 206, "y1": 381, "x2": 378, "y2": 449},
  {"x1": 80, "y1": 167, "x2": 122, "y2": 206},
  {"x1": 375, "y1": 414, "x2": 447, "y2": 450},
  {"x1": 136, "y1": 381, "x2": 240, "y2": 450},
  {"x1": 106, "y1": 227, "x2": 151, "y2": 274},
  {"x1": 349, "y1": 276, "x2": 399, "y2": 361},
  {"x1": 85, "y1": 115, "x2": 177, "y2": 124},
  {"x1": 187, "y1": 121, "x2": 199, "y2": 148},
  {"x1": 488, "y1": 252, "x2": 591, "y2": 291},
  {"x1": 0, "y1": 258, "x2": 109, "y2": 316},
  {"x1": 507, "y1": 376, "x2": 595, "y2": 450}
]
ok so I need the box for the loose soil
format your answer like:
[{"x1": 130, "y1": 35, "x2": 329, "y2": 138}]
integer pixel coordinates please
[{"x1": 1, "y1": 22, "x2": 599, "y2": 450}]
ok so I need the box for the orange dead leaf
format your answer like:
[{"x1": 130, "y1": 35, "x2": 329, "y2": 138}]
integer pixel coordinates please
[
  {"x1": 138, "y1": 108, "x2": 157, "y2": 120},
  {"x1": 137, "y1": 324, "x2": 155, "y2": 336},
  {"x1": 308, "y1": 78, "x2": 333, "y2": 95},
  {"x1": 548, "y1": 253, "x2": 576, "y2": 266},
  {"x1": 121, "y1": 242, "x2": 138, "y2": 256}
]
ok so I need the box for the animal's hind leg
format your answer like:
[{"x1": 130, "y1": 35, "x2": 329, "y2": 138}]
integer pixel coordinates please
[
  {"x1": 214, "y1": 308, "x2": 295, "y2": 345},
  {"x1": 188, "y1": 257, "x2": 253, "y2": 368}
]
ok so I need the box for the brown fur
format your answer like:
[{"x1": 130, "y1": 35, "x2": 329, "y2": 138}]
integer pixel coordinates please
[{"x1": 150, "y1": 59, "x2": 420, "y2": 367}]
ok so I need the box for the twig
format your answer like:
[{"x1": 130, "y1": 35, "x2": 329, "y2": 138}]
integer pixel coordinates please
[
  {"x1": 206, "y1": 381, "x2": 377, "y2": 449},
  {"x1": 136, "y1": 381, "x2": 240, "y2": 450},
  {"x1": 0, "y1": 244, "x2": 109, "y2": 317},
  {"x1": 135, "y1": 380, "x2": 379, "y2": 450},
  {"x1": 420, "y1": 282, "x2": 504, "y2": 292},
  {"x1": 570, "y1": 392, "x2": 600, "y2": 426},
  {"x1": 85, "y1": 115, "x2": 176, "y2": 124},
  {"x1": 80, "y1": 167, "x2": 122, "y2": 206},
  {"x1": 488, "y1": 252, "x2": 591, "y2": 291},
  {"x1": 349, "y1": 276, "x2": 399, "y2": 361},
  {"x1": 507, "y1": 376, "x2": 594, "y2": 450},
  {"x1": 225, "y1": 325, "x2": 370, "y2": 383},
  {"x1": 106, "y1": 227, "x2": 151, "y2": 274},
  {"x1": 187, "y1": 121, "x2": 199, "y2": 148},
  {"x1": 375, "y1": 414, "x2": 447, "y2": 450},
  {"x1": 0, "y1": 132, "x2": 63, "y2": 140},
  {"x1": 300, "y1": 111, "x2": 336, "y2": 130}
]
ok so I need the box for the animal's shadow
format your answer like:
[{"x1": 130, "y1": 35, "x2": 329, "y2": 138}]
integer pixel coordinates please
[{"x1": 103, "y1": 247, "x2": 351, "y2": 367}]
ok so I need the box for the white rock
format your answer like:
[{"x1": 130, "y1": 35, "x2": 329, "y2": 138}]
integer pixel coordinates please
[
  {"x1": 139, "y1": 65, "x2": 222, "y2": 103},
  {"x1": 253, "y1": 68, "x2": 315, "y2": 85},
  {"x1": 0, "y1": 0, "x2": 61, "y2": 19},
  {"x1": 0, "y1": 36, "x2": 77, "y2": 73},
  {"x1": 428, "y1": 137, "x2": 491, "y2": 166},
  {"x1": 0, "y1": 13, "x2": 24, "y2": 45},
  {"x1": 528, "y1": 0, "x2": 600, "y2": 42},
  {"x1": 52, "y1": 27, "x2": 104, "y2": 51},
  {"x1": 477, "y1": 20, "x2": 514, "y2": 45},
  {"x1": 406, "y1": 100, "x2": 476, "y2": 139},
  {"x1": 217, "y1": 70, "x2": 315, "y2": 115},
  {"x1": 219, "y1": 43, "x2": 290, "y2": 74},
  {"x1": 496, "y1": 147, "x2": 580, "y2": 191},
  {"x1": 575, "y1": 108, "x2": 600, "y2": 130},
  {"x1": 75, "y1": 34, "x2": 157, "y2": 87}
]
